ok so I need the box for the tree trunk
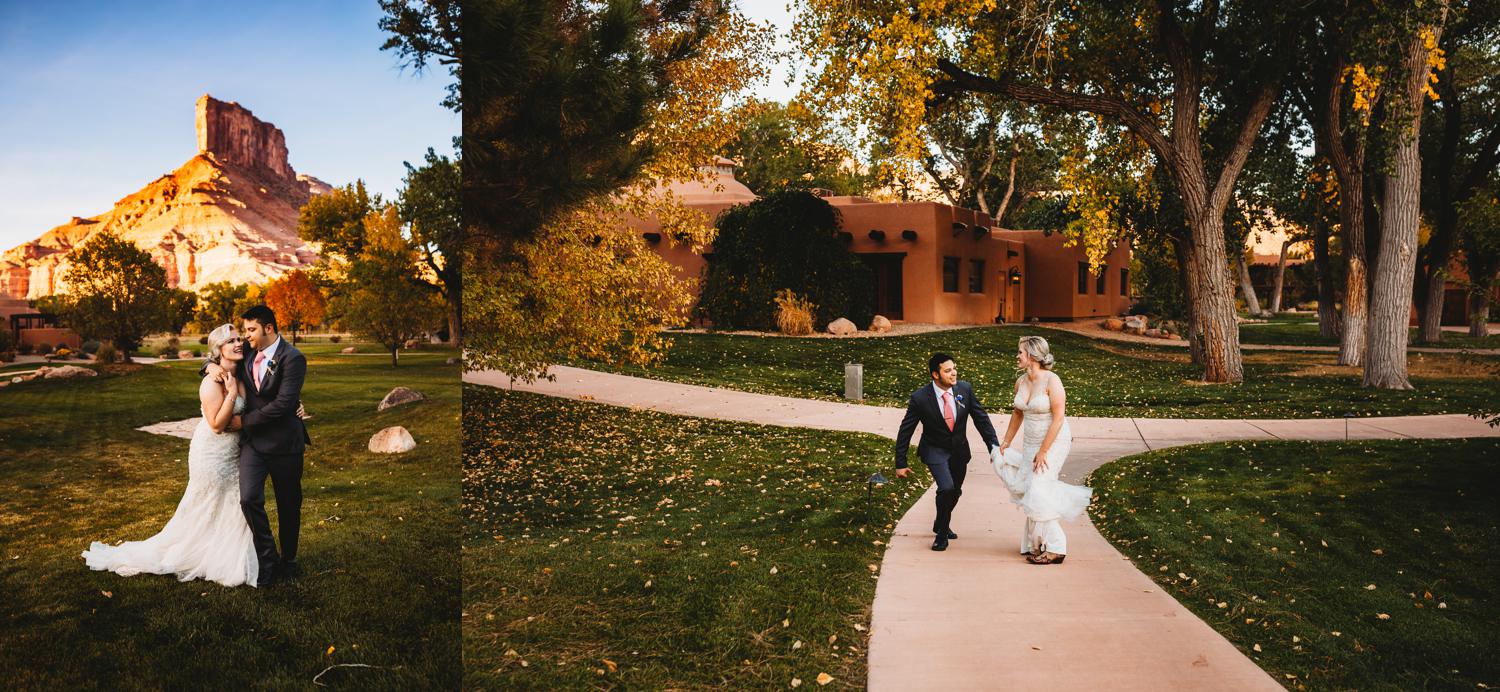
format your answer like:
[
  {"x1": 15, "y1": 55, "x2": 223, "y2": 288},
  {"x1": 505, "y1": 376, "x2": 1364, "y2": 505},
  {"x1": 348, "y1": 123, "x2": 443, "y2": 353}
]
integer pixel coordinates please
[
  {"x1": 1237, "y1": 253, "x2": 1263, "y2": 317},
  {"x1": 1313, "y1": 223, "x2": 1342, "y2": 339},
  {"x1": 390, "y1": 345, "x2": 400, "y2": 368},
  {"x1": 1186, "y1": 213, "x2": 1244, "y2": 383},
  {"x1": 1269, "y1": 240, "x2": 1290, "y2": 313},
  {"x1": 1471, "y1": 288, "x2": 1491, "y2": 338},
  {"x1": 1365, "y1": 19, "x2": 1445, "y2": 390},
  {"x1": 1174, "y1": 237, "x2": 1205, "y2": 366},
  {"x1": 1418, "y1": 271, "x2": 1447, "y2": 343}
]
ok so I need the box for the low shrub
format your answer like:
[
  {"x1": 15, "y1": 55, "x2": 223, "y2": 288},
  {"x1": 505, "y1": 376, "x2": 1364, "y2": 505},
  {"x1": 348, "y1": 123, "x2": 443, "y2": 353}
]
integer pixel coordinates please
[
  {"x1": 17, "y1": 342, "x2": 33, "y2": 356},
  {"x1": 95, "y1": 343, "x2": 117, "y2": 364},
  {"x1": 36, "y1": 343, "x2": 53, "y2": 355},
  {"x1": 198, "y1": 336, "x2": 209, "y2": 345},
  {"x1": 773, "y1": 289, "x2": 816, "y2": 336},
  {"x1": 53, "y1": 347, "x2": 73, "y2": 358},
  {"x1": 329, "y1": 335, "x2": 342, "y2": 344},
  {"x1": 0, "y1": 351, "x2": 15, "y2": 363},
  {"x1": 80, "y1": 340, "x2": 101, "y2": 355}
]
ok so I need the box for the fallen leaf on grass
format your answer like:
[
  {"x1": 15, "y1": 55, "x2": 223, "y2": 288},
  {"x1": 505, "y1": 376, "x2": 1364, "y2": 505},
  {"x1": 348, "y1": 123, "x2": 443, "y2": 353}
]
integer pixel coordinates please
[{"x1": 816, "y1": 673, "x2": 834, "y2": 685}]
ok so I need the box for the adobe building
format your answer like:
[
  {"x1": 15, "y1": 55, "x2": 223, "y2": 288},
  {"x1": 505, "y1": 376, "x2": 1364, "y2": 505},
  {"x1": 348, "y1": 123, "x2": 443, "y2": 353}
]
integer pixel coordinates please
[
  {"x1": 631, "y1": 160, "x2": 1133, "y2": 326},
  {"x1": 1, "y1": 292, "x2": 78, "y2": 350}
]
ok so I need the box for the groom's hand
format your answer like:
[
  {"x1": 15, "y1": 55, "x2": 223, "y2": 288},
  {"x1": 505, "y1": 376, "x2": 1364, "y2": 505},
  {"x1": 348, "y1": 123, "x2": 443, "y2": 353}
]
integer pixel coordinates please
[
  {"x1": 895, "y1": 467, "x2": 909, "y2": 479},
  {"x1": 228, "y1": 415, "x2": 243, "y2": 431}
]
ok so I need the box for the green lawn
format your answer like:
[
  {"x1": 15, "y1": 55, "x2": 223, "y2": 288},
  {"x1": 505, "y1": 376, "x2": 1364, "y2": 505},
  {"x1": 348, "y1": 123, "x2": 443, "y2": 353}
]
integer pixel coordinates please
[
  {"x1": 1088, "y1": 438, "x2": 1500, "y2": 689},
  {"x1": 0, "y1": 343, "x2": 460, "y2": 688},
  {"x1": 578, "y1": 326, "x2": 1499, "y2": 418},
  {"x1": 1239, "y1": 321, "x2": 1500, "y2": 350},
  {"x1": 463, "y1": 385, "x2": 925, "y2": 689}
]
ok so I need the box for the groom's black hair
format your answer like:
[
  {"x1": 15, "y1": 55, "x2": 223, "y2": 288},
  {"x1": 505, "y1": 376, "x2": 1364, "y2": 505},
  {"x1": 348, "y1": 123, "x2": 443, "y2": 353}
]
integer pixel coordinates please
[
  {"x1": 241, "y1": 304, "x2": 278, "y2": 332},
  {"x1": 928, "y1": 352, "x2": 954, "y2": 374}
]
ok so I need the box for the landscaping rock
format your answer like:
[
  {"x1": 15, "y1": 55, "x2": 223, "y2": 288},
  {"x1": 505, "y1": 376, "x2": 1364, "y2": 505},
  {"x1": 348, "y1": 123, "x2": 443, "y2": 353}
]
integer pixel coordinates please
[
  {"x1": 1144, "y1": 328, "x2": 1162, "y2": 338},
  {"x1": 378, "y1": 386, "x2": 426, "y2": 411},
  {"x1": 1167, "y1": 333, "x2": 1183, "y2": 340},
  {"x1": 177, "y1": 350, "x2": 195, "y2": 359},
  {"x1": 446, "y1": 357, "x2": 460, "y2": 366},
  {"x1": 341, "y1": 346, "x2": 357, "y2": 354},
  {"x1": 869, "y1": 315, "x2": 892, "y2": 333},
  {"x1": 1123, "y1": 315, "x2": 1148, "y2": 330},
  {"x1": 403, "y1": 339, "x2": 419, "y2": 349},
  {"x1": 826, "y1": 318, "x2": 857, "y2": 336},
  {"x1": 40, "y1": 365, "x2": 97, "y2": 380},
  {"x1": 1103, "y1": 318, "x2": 1125, "y2": 331},
  {"x1": 368, "y1": 426, "x2": 416, "y2": 454}
]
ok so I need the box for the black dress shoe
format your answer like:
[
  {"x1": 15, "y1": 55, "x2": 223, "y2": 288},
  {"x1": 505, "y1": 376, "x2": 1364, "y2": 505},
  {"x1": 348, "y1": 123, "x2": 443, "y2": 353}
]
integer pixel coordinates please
[
  {"x1": 931, "y1": 536, "x2": 949, "y2": 551},
  {"x1": 257, "y1": 565, "x2": 278, "y2": 588},
  {"x1": 933, "y1": 526, "x2": 958, "y2": 540},
  {"x1": 280, "y1": 560, "x2": 302, "y2": 580}
]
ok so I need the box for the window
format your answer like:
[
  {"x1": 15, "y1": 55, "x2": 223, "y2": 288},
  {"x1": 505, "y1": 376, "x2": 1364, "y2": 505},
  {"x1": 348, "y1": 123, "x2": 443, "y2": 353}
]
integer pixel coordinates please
[
  {"x1": 942, "y1": 257, "x2": 960, "y2": 293},
  {"x1": 1077, "y1": 262, "x2": 1089, "y2": 294},
  {"x1": 1096, "y1": 264, "x2": 1107, "y2": 294},
  {"x1": 968, "y1": 259, "x2": 985, "y2": 293},
  {"x1": 1120, "y1": 268, "x2": 1130, "y2": 296}
]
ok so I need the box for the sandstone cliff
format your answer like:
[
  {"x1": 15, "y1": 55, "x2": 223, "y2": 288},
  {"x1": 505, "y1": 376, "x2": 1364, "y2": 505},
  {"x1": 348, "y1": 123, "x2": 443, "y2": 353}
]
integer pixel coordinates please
[{"x1": 1, "y1": 95, "x2": 330, "y2": 299}]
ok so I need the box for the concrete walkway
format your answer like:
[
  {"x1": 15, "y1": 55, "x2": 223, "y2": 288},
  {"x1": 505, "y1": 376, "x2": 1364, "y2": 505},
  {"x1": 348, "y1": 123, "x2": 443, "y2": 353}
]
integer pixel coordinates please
[{"x1": 464, "y1": 366, "x2": 1500, "y2": 691}]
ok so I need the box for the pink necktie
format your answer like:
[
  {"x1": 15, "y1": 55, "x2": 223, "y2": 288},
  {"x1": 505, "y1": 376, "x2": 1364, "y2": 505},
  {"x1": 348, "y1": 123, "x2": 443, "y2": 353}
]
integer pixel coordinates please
[
  {"x1": 253, "y1": 352, "x2": 267, "y2": 390},
  {"x1": 942, "y1": 391, "x2": 954, "y2": 431}
]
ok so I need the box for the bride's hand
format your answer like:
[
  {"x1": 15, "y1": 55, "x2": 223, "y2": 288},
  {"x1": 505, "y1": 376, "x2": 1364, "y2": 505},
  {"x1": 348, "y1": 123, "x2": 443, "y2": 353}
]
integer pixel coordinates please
[
  {"x1": 1033, "y1": 450, "x2": 1049, "y2": 474},
  {"x1": 296, "y1": 401, "x2": 310, "y2": 420}
]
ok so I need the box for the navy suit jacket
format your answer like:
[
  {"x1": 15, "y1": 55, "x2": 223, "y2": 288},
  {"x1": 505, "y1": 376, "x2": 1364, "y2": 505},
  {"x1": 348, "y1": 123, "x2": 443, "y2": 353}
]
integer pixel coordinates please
[
  {"x1": 893, "y1": 381, "x2": 999, "y2": 470},
  {"x1": 237, "y1": 341, "x2": 311, "y2": 455}
]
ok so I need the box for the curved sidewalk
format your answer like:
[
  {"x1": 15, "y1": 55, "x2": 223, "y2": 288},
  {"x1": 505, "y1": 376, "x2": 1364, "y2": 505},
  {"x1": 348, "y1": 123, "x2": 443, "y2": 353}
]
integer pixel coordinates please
[{"x1": 464, "y1": 366, "x2": 1499, "y2": 690}]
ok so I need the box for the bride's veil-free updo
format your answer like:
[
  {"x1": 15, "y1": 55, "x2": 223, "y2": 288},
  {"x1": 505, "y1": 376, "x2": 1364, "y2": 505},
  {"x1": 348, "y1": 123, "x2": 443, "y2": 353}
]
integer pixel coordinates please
[
  {"x1": 1019, "y1": 336, "x2": 1056, "y2": 370},
  {"x1": 205, "y1": 323, "x2": 238, "y2": 367}
]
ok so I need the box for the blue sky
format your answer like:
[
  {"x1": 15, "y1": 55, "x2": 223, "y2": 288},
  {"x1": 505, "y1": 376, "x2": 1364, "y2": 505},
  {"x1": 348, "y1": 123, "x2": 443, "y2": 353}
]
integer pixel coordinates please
[{"x1": 0, "y1": 0, "x2": 458, "y2": 249}]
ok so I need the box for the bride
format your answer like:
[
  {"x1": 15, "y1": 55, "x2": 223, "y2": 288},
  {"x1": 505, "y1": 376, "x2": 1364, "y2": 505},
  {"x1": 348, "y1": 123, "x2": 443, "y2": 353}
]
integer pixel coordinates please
[
  {"x1": 82, "y1": 324, "x2": 258, "y2": 588},
  {"x1": 992, "y1": 336, "x2": 1092, "y2": 565}
]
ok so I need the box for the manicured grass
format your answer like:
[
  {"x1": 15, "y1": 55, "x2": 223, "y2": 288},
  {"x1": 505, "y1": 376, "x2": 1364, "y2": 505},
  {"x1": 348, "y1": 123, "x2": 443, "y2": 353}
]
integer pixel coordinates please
[
  {"x1": 578, "y1": 326, "x2": 1499, "y2": 418},
  {"x1": 1239, "y1": 321, "x2": 1500, "y2": 350},
  {"x1": 463, "y1": 385, "x2": 925, "y2": 689},
  {"x1": 0, "y1": 343, "x2": 460, "y2": 688},
  {"x1": 1088, "y1": 439, "x2": 1500, "y2": 689}
]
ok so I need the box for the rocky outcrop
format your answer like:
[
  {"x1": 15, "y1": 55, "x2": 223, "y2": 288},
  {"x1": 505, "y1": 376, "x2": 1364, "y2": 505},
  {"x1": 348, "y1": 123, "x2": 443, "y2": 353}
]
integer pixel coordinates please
[
  {"x1": 0, "y1": 95, "x2": 329, "y2": 299},
  {"x1": 196, "y1": 95, "x2": 295, "y2": 181}
]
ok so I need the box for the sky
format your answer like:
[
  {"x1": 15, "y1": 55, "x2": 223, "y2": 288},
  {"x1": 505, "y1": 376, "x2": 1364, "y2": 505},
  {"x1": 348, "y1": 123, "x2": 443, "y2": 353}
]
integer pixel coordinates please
[{"x1": 0, "y1": 0, "x2": 458, "y2": 250}]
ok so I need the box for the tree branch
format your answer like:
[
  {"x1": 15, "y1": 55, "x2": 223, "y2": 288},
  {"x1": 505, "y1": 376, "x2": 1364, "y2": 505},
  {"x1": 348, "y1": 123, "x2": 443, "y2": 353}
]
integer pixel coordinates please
[
  {"x1": 1208, "y1": 83, "x2": 1279, "y2": 217},
  {"x1": 931, "y1": 59, "x2": 1177, "y2": 170}
]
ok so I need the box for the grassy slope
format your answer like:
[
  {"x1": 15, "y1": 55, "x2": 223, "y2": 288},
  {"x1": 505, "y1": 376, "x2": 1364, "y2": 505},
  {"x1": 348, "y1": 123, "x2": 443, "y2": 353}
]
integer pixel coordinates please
[
  {"x1": 1088, "y1": 439, "x2": 1500, "y2": 689},
  {"x1": 581, "y1": 326, "x2": 1498, "y2": 418},
  {"x1": 0, "y1": 344, "x2": 460, "y2": 689},
  {"x1": 463, "y1": 386, "x2": 925, "y2": 689}
]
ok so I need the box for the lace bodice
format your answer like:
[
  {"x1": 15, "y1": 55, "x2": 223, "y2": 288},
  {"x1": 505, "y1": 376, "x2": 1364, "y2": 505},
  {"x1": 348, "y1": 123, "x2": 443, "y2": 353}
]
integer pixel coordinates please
[{"x1": 1014, "y1": 373, "x2": 1069, "y2": 447}]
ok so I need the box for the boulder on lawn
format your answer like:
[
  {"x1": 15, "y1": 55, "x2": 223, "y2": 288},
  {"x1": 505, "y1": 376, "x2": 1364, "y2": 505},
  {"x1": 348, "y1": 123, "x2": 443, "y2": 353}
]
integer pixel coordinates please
[
  {"x1": 826, "y1": 317, "x2": 857, "y2": 336},
  {"x1": 378, "y1": 386, "x2": 426, "y2": 411},
  {"x1": 446, "y1": 357, "x2": 460, "y2": 366},
  {"x1": 1167, "y1": 332, "x2": 1183, "y2": 340},
  {"x1": 1144, "y1": 328, "x2": 1161, "y2": 338},
  {"x1": 341, "y1": 346, "x2": 357, "y2": 354},
  {"x1": 868, "y1": 315, "x2": 892, "y2": 333},
  {"x1": 368, "y1": 426, "x2": 416, "y2": 454},
  {"x1": 41, "y1": 365, "x2": 97, "y2": 379},
  {"x1": 1103, "y1": 318, "x2": 1125, "y2": 331}
]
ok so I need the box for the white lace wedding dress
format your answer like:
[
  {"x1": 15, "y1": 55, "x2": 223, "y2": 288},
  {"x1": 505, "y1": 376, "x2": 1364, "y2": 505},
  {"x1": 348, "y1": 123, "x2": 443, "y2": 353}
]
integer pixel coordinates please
[
  {"x1": 992, "y1": 372, "x2": 1092, "y2": 554},
  {"x1": 82, "y1": 379, "x2": 258, "y2": 588}
]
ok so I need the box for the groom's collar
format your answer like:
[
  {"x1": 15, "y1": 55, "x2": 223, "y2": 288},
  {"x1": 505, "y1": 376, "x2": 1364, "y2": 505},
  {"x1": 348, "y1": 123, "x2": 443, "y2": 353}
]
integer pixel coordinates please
[{"x1": 260, "y1": 336, "x2": 284, "y2": 361}]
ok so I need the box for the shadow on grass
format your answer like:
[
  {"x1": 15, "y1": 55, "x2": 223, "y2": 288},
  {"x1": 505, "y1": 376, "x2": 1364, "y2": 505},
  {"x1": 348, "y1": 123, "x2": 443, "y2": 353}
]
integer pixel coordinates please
[
  {"x1": 0, "y1": 344, "x2": 460, "y2": 688},
  {"x1": 463, "y1": 385, "x2": 925, "y2": 689},
  {"x1": 1088, "y1": 438, "x2": 1500, "y2": 689}
]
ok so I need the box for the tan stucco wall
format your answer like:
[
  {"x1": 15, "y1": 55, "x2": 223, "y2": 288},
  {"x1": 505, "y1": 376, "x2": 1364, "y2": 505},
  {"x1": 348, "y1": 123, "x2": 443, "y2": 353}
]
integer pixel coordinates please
[{"x1": 996, "y1": 230, "x2": 1132, "y2": 320}]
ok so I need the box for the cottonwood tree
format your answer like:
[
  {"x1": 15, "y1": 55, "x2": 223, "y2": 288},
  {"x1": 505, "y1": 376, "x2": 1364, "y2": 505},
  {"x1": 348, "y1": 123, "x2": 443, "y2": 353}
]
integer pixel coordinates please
[
  {"x1": 1456, "y1": 184, "x2": 1500, "y2": 337},
  {"x1": 1362, "y1": 1, "x2": 1450, "y2": 390},
  {"x1": 398, "y1": 148, "x2": 463, "y2": 346},
  {"x1": 57, "y1": 232, "x2": 170, "y2": 362},
  {"x1": 1416, "y1": 0, "x2": 1500, "y2": 343},
  {"x1": 795, "y1": 0, "x2": 1303, "y2": 383}
]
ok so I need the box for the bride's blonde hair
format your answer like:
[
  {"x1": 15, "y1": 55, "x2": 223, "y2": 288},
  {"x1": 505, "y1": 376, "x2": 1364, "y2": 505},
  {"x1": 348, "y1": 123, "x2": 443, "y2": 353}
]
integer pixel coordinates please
[
  {"x1": 1019, "y1": 336, "x2": 1056, "y2": 369},
  {"x1": 205, "y1": 324, "x2": 238, "y2": 367}
]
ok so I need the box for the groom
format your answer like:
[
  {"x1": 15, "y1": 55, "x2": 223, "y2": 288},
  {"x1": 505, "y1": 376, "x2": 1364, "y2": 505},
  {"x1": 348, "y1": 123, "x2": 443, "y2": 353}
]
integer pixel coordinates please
[
  {"x1": 894, "y1": 353, "x2": 1000, "y2": 551},
  {"x1": 230, "y1": 305, "x2": 311, "y2": 586}
]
